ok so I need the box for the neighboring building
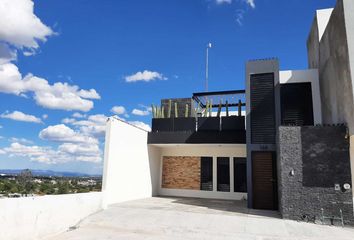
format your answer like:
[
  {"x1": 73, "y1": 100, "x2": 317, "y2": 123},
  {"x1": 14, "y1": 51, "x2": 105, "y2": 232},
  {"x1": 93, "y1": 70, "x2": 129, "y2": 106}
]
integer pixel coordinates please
[
  {"x1": 103, "y1": 0, "x2": 354, "y2": 224},
  {"x1": 307, "y1": 0, "x2": 354, "y2": 189}
]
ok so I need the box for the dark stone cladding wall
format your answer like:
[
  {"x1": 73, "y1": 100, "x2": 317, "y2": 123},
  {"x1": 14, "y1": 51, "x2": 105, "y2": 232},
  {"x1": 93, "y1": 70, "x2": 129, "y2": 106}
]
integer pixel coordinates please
[
  {"x1": 278, "y1": 126, "x2": 354, "y2": 225},
  {"x1": 161, "y1": 98, "x2": 195, "y2": 118}
]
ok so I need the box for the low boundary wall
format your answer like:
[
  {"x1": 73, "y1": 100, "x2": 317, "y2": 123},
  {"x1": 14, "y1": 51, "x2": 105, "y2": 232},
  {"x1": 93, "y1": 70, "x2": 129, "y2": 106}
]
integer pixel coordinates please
[{"x1": 0, "y1": 192, "x2": 103, "y2": 240}]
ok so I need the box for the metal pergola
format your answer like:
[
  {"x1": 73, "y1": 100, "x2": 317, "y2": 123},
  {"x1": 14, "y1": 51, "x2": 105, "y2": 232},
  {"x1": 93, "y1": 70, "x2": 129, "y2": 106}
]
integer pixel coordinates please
[{"x1": 192, "y1": 90, "x2": 246, "y2": 109}]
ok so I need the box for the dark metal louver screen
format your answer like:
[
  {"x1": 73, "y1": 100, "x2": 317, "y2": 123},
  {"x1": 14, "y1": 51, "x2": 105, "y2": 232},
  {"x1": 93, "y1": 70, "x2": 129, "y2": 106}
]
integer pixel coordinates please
[
  {"x1": 200, "y1": 157, "x2": 213, "y2": 191},
  {"x1": 250, "y1": 73, "x2": 276, "y2": 144},
  {"x1": 280, "y1": 83, "x2": 314, "y2": 126}
]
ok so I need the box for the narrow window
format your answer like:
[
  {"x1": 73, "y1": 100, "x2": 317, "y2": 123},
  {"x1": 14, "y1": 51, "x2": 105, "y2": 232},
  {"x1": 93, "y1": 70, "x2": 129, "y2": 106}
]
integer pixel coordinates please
[
  {"x1": 200, "y1": 157, "x2": 213, "y2": 191},
  {"x1": 217, "y1": 157, "x2": 230, "y2": 192},
  {"x1": 234, "y1": 158, "x2": 247, "y2": 193}
]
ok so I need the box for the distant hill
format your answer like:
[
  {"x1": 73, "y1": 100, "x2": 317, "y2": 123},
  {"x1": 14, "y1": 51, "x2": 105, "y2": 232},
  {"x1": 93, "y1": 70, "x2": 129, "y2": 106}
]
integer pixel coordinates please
[{"x1": 0, "y1": 169, "x2": 102, "y2": 177}]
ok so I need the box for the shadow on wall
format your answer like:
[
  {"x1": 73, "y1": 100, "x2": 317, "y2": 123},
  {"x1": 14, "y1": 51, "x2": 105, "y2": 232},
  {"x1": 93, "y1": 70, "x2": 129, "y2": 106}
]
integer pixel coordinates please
[{"x1": 148, "y1": 145, "x2": 161, "y2": 197}]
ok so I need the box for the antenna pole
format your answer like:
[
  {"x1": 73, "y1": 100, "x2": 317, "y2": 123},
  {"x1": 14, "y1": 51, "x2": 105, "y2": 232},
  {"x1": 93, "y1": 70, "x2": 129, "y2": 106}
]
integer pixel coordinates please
[
  {"x1": 205, "y1": 43, "x2": 212, "y2": 92},
  {"x1": 206, "y1": 46, "x2": 209, "y2": 92}
]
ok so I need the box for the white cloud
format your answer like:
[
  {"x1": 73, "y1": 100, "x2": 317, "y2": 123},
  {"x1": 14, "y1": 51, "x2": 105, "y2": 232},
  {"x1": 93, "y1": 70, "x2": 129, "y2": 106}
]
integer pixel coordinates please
[
  {"x1": 72, "y1": 112, "x2": 86, "y2": 118},
  {"x1": 132, "y1": 109, "x2": 150, "y2": 116},
  {"x1": 77, "y1": 89, "x2": 101, "y2": 99},
  {"x1": 73, "y1": 114, "x2": 107, "y2": 138},
  {"x1": 0, "y1": 0, "x2": 104, "y2": 165},
  {"x1": 2, "y1": 142, "x2": 57, "y2": 163},
  {"x1": 8, "y1": 137, "x2": 33, "y2": 145},
  {"x1": 1, "y1": 118, "x2": 104, "y2": 164},
  {"x1": 216, "y1": 0, "x2": 232, "y2": 4},
  {"x1": 0, "y1": 43, "x2": 17, "y2": 64},
  {"x1": 23, "y1": 50, "x2": 35, "y2": 57},
  {"x1": 62, "y1": 118, "x2": 76, "y2": 124},
  {"x1": 111, "y1": 106, "x2": 126, "y2": 115},
  {"x1": 0, "y1": 0, "x2": 54, "y2": 49},
  {"x1": 1, "y1": 110, "x2": 42, "y2": 123},
  {"x1": 235, "y1": 9, "x2": 245, "y2": 26},
  {"x1": 0, "y1": 63, "x2": 101, "y2": 112},
  {"x1": 39, "y1": 124, "x2": 98, "y2": 144},
  {"x1": 245, "y1": 0, "x2": 255, "y2": 9},
  {"x1": 87, "y1": 114, "x2": 108, "y2": 124},
  {"x1": 61, "y1": 114, "x2": 108, "y2": 138},
  {"x1": 0, "y1": 1, "x2": 100, "y2": 112},
  {"x1": 74, "y1": 155, "x2": 102, "y2": 163},
  {"x1": 2, "y1": 142, "x2": 101, "y2": 164},
  {"x1": 125, "y1": 70, "x2": 167, "y2": 83},
  {"x1": 128, "y1": 121, "x2": 151, "y2": 132},
  {"x1": 0, "y1": 125, "x2": 2, "y2": 129},
  {"x1": 58, "y1": 143, "x2": 101, "y2": 163},
  {"x1": 65, "y1": 113, "x2": 149, "y2": 137}
]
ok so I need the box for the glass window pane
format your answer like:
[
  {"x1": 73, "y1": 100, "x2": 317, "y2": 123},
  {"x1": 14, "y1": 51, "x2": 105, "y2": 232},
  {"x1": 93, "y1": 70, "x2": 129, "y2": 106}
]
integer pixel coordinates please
[
  {"x1": 200, "y1": 157, "x2": 213, "y2": 191},
  {"x1": 217, "y1": 157, "x2": 230, "y2": 192},
  {"x1": 234, "y1": 158, "x2": 247, "y2": 193}
]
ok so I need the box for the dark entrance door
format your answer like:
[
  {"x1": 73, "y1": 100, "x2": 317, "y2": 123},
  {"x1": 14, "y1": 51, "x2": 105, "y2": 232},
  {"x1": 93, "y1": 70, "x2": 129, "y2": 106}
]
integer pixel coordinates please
[{"x1": 252, "y1": 151, "x2": 278, "y2": 210}]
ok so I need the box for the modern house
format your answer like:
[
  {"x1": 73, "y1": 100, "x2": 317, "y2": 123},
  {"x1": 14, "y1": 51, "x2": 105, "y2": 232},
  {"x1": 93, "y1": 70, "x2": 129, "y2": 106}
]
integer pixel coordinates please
[{"x1": 103, "y1": 0, "x2": 354, "y2": 224}]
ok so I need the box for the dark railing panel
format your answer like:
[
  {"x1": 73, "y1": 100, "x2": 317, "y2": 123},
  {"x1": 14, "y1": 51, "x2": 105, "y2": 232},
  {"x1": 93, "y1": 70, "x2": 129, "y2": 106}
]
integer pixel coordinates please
[
  {"x1": 221, "y1": 116, "x2": 245, "y2": 130},
  {"x1": 147, "y1": 130, "x2": 246, "y2": 144},
  {"x1": 152, "y1": 116, "x2": 245, "y2": 132},
  {"x1": 174, "y1": 118, "x2": 196, "y2": 131},
  {"x1": 198, "y1": 117, "x2": 220, "y2": 131},
  {"x1": 151, "y1": 118, "x2": 173, "y2": 132}
]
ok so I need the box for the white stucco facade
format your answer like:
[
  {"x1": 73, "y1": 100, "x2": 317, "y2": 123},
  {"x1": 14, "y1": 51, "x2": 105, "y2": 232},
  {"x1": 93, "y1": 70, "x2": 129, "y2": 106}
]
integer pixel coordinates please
[
  {"x1": 0, "y1": 192, "x2": 103, "y2": 240},
  {"x1": 279, "y1": 69, "x2": 322, "y2": 124},
  {"x1": 102, "y1": 117, "x2": 161, "y2": 207}
]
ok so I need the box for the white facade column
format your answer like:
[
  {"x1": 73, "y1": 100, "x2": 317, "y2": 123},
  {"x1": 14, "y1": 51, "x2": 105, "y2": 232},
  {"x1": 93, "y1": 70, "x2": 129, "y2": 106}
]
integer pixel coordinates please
[
  {"x1": 230, "y1": 157, "x2": 234, "y2": 193},
  {"x1": 350, "y1": 135, "x2": 354, "y2": 207},
  {"x1": 213, "y1": 156, "x2": 217, "y2": 192}
]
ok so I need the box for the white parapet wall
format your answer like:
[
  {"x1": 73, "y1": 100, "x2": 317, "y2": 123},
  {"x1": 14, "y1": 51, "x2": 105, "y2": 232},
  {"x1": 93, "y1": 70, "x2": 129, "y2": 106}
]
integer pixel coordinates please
[
  {"x1": 102, "y1": 117, "x2": 160, "y2": 207},
  {"x1": 0, "y1": 192, "x2": 103, "y2": 240}
]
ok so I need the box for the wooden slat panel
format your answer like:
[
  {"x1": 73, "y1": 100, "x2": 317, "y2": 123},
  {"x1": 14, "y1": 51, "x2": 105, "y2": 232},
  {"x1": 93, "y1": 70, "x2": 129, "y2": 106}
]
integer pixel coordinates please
[{"x1": 252, "y1": 152, "x2": 277, "y2": 210}]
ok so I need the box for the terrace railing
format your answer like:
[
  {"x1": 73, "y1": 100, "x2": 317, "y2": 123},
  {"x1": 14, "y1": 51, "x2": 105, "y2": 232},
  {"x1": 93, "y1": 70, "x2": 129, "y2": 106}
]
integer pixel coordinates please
[{"x1": 151, "y1": 116, "x2": 245, "y2": 132}]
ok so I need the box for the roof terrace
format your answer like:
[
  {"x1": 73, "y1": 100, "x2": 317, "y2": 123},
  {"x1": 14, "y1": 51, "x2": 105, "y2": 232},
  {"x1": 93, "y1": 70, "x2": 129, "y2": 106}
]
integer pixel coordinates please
[{"x1": 148, "y1": 90, "x2": 246, "y2": 144}]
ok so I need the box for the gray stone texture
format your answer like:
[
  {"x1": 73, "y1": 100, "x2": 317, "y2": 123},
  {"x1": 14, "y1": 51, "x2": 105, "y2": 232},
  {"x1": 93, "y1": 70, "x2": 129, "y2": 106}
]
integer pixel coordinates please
[
  {"x1": 278, "y1": 126, "x2": 353, "y2": 225},
  {"x1": 161, "y1": 98, "x2": 194, "y2": 118}
]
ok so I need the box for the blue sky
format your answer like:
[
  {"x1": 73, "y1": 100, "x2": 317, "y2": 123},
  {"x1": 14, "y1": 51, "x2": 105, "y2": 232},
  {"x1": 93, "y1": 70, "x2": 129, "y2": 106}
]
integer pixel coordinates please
[{"x1": 0, "y1": 0, "x2": 336, "y2": 174}]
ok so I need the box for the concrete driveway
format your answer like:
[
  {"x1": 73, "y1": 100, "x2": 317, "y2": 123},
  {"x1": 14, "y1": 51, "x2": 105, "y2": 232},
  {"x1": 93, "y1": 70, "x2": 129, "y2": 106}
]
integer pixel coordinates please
[{"x1": 49, "y1": 197, "x2": 354, "y2": 240}]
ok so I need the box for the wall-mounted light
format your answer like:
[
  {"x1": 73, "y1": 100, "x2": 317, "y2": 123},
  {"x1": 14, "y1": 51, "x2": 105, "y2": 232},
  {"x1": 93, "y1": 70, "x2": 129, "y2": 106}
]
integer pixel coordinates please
[
  {"x1": 289, "y1": 169, "x2": 295, "y2": 176},
  {"x1": 345, "y1": 127, "x2": 349, "y2": 139}
]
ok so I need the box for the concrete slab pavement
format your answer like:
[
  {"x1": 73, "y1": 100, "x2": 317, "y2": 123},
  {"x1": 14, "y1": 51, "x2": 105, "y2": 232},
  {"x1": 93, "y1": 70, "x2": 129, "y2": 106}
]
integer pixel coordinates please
[{"x1": 48, "y1": 197, "x2": 354, "y2": 240}]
